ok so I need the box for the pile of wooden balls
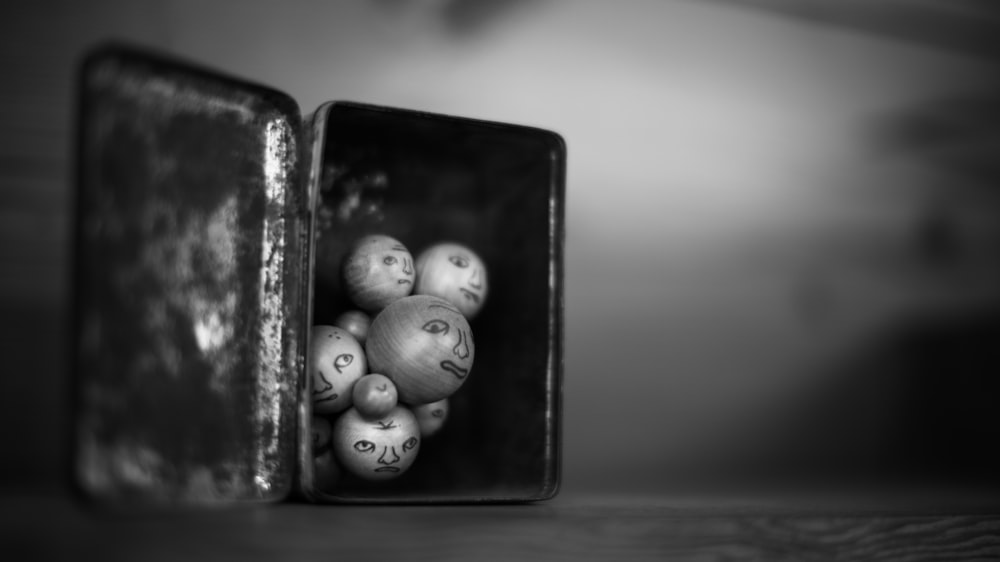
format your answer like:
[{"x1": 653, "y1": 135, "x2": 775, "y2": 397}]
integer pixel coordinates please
[{"x1": 310, "y1": 234, "x2": 488, "y2": 485}]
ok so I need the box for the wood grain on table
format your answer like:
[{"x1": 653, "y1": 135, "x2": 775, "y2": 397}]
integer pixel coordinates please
[{"x1": 3, "y1": 492, "x2": 999, "y2": 562}]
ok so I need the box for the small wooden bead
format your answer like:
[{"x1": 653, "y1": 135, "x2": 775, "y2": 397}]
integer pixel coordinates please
[
  {"x1": 333, "y1": 309, "x2": 372, "y2": 345},
  {"x1": 366, "y1": 295, "x2": 475, "y2": 405},
  {"x1": 332, "y1": 405, "x2": 420, "y2": 481},
  {"x1": 341, "y1": 235, "x2": 415, "y2": 312},
  {"x1": 352, "y1": 374, "x2": 398, "y2": 419},
  {"x1": 311, "y1": 416, "x2": 332, "y2": 455},
  {"x1": 414, "y1": 242, "x2": 488, "y2": 319},
  {"x1": 310, "y1": 325, "x2": 367, "y2": 415},
  {"x1": 412, "y1": 398, "x2": 449, "y2": 438}
]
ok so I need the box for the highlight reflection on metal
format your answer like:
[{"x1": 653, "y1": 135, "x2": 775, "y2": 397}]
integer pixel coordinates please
[
  {"x1": 255, "y1": 118, "x2": 295, "y2": 494},
  {"x1": 73, "y1": 46, "x2": 305, "y2": 504}
]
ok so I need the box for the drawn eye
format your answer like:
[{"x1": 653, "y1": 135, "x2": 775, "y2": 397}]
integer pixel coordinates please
[
  {"x1": 431, "y1": 409, "x2": 444, "y2": 418},
  {"x1": 334, "y1": 354, "x2": 353, "y2": 372},
  {"x1": 422, "y1": 320, "x2": 449, "y2": 335},
  {"x1": 402, "y1": 437, "x2": 418, "y2": 452},
  {"x1": 383, "y1": 255, "x2": 397, "y2": 266},
  {"x1": 354, "y1": 440, "x2": 376, "y2": 453},
  {"x1": 448, "y1": 255, "x2": 470, "y2": 268}
]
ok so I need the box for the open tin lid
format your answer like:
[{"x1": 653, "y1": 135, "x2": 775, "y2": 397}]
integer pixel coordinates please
[{"x1": 72, "y1": 45, "x2": 311, "y2": 504}]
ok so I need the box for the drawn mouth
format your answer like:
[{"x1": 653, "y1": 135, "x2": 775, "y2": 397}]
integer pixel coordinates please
[
  {"x1": 459, "y1": 288, "x2": 480, "y2": 303},
  {"x1": 440, "y1": 360, "x2": 468, "y2": 379},
  {"x1": 375, "y1": 466, "x2": 399, "y2": 472},
  {"x1": 314, "y1": 393, "x2": 338, "y2": 402},
  {"x1": 397, "y1": 279, "x2": 412, "y2": 285}
]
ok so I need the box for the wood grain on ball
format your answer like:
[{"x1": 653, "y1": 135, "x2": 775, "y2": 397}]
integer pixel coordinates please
[
  {"x1": 333, "y1": 309, "x2": 372, "y2": 345},
  {"x1": 341, "y1": 235, "x2": 415, "y2": 312},
  {"x1": 366, "y1": 295, "x2": 475, "y2": 405}
]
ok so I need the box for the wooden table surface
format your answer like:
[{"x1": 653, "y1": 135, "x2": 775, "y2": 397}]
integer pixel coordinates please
[{"x1": 4, "y1": 490, "x2": 1000, "y2": 561}]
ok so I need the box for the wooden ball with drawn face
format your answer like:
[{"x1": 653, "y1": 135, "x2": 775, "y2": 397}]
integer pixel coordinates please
[
  {"x1": 332, "y1": 405, "x2": 420, "y2": 480},
  {"x1": 367, "y1": 295, "x2": 475, "y2": 405},
  {"x1": 342, "y1": 235, "x2": 415, "y2": 312},
  {"x1": 333, "y1": 309, "x2": 371, "y2": 345},
  {"x1": 314, "y1": 449, "x2": 341, "y2": 490},
  {"x1": 310, "y1": 325, "x2": 367, "y2": 415},
  {"x1": 414, "y1": 243, "x2": 488, "y2": 319},
  {"x1": 412, "y1": 398, "x2": 449, "y2": 438},
  {"x1": 311, "y1": 416, "x2": 332, "y2": 455}
]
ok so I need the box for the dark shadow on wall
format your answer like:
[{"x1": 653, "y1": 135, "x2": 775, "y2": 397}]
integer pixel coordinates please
[{"x1": 745, "y1": 87, "x2": 1000, "y2": 495}]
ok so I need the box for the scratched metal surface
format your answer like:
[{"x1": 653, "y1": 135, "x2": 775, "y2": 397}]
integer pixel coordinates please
[{"x1": 72, "y1": 46, "x2": 308, "y2": 504}]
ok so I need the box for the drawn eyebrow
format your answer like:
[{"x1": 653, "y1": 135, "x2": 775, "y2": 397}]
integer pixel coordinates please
[
  {"x1": 390, "y1": 245, "x2": 407, "y2": 251},
  {"x1": 428, "y1": 303, "x2": 460, "y2": 314},
  {"x1": 374, "y1": 420, "x2": 397, "y2": 430}
]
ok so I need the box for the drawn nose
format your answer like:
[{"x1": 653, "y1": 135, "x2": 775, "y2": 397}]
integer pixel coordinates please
[
  {"x1": 378, "y1": 446, "x2": 400, "y2": 465},
  {"x1": 452, "y1": 329, "x2": 470, "y2": 359},
  {"x1": 469, "y1": 268, "x2": 482, "y2": 289},
  {"x1": 402, "y1": 257, "x2": 413, "y2": 275},
  {"x1": 312, "y1": 371, "x2": 333, "y2": 395}
]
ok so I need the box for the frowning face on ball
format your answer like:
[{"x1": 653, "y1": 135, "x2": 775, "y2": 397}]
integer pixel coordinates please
[
  {"x1": 366, "y1": 295, "x2": 475, "y2": 405},
  {"x1": 332, "y1": 406, "x2": 421, "y2": 480}
]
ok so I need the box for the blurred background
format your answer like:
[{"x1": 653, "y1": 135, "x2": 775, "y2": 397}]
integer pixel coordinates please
[{"x1": 2, "y1": 0, "x2": 999, "y2": 499}]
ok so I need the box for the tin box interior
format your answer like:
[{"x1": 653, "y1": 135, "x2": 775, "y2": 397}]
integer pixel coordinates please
[
  {"x1": 300, "y1": 103, "x2": 564, "y2": 503},
  {"x1": 72, "y1": 45, "x2": 564, "y2": 505}
]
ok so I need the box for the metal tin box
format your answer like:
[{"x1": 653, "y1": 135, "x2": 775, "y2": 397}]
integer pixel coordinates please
[{"x1": 72, "y1": 45, "x2": 565, "y2": 505}]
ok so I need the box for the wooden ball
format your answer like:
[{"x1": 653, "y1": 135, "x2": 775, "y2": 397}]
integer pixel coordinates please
[
  {"x1": 366, "y1": 295, "x2": 475, "y2": 405},
  {"x1": 333, "y1": 309, "x2": 371, "y2": 345},
  {"x1": 310, "y1": 325, "x2": 367, "y2": 415},
  {"x1": 332, "y1": 405, "x2": 420, "y2": 481},
  {"x1": 341, "y1": 235, "x2": 415, "y2": 312},
  {"x1": 414, "y1": 242, "x2": 488, "y2": 319},
  {"x1": 311, "y1": 416, "x2": 332, "y2": 455},
  {"x1": 352, "y1": 374, "x2": 398, "y2": 419},
  {"x1": 314, "y1": 449, "x2": 341, "y2": 490},
  {"x1": 412, "y1": 398, "x2": 449, "y2": 438}
]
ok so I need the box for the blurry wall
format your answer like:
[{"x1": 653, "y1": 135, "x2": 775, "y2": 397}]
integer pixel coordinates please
[{"x1": 2, "y1": 0, "x2": 999, "y2": 495}]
